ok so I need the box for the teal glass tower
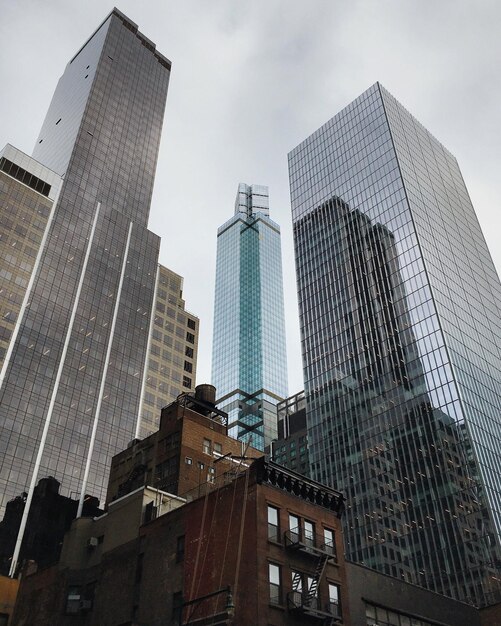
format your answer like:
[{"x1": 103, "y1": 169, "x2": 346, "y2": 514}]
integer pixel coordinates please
[
  {"x1": 289, "y1": 83, "x2": 501, "y2": 606},
  {"x1": 212, "y1": 184, "x2": 288, "y2": 451}
]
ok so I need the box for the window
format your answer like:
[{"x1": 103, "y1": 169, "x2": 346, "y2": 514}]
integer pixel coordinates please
[
  {"x1": 323, "y1": 527, "x2": 335, "y2": 556},
  {"x1": 203, "y1": 439, "x2": 211, "y2": 454},
  {"x1": 268, "y1": 505, "x2": 280, "y2": 542},
  {"x1": 185, "y1": 456, "x2": 193, "y2": 465},
  {"x1": 290, "y1": 572, "x2": 321, "y2": 609},
  {"x1": 155, "y1": 457, "x2": 177, "y2": 481},
  {"x1": 135, "y1": 553, "x2": 144, "y2": 583},
  {"x1": 187, "y1": 318, "x2": 196, "y2": 330},
  {"x1": 289, "y1": 513, "x2": 300, "y2": 542},
  {"x1": 176, "y1": 536, "x2": 185, "y2": 563},
  {"x1": 214, "y1": 442, "x2": 222, "y2": 454},
  {"x1": 304, "y1": 520, "x2": 315, "y2": 547},
  {"x1": 291, "y1": 570, "x2": 303, "y2": 593},
  {"x1": 328, "y1": 584, "x2": 340, "y2": 617},
  {"x1": 66, "y1": 586, "x2": 81, "y2": 614},
  {"x1": 186, "y1": 332, "x2": 195, "y2": 344},
  {"x1": 184, "y1": 361, "x2": 193, "y2": 373},
  {"x1": 144, "y1": 501, "x2": 157, "y2": 523},
  {"x1": 268, "y1": 563, "x2": 281, "y2": 605},
  {"x1": 84, "y1": 581, "x2": 96, "y2": 609},
  {"x1": 185, "y1": 346, "x2": 194, "y2": 358},
  {"x1": 183, "y1": 375, "x2": 192, "y2": 388},
  {"x1": 307, "y1": 576, "x2": 318, "y2": 608},
  {"x1": 172, "y1": 591, "x2": 183, "y2": 625}
]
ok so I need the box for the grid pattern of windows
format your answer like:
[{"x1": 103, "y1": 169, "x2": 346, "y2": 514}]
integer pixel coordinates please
[
  {"x1": 0, "y1": 154, "x2": 59, "y2": 371},
  {"x1": 139, "y1": 265, "x2": 199, "y2": 438},
  {"x1": 365, "y1": 602, "x2": 436, "y2": 626},
  {"x1": 289, "y1": 82, "x2": 501, "y2": 605},
  {"x1": 212, "y1": 184, "x2": 288, "y2": 451},
  {"x1": 272, "y1": 390, "x2": 309, "y2": 474},
  {"x1": 0, "y1": 12, "x2": 171, "y2": 518}
]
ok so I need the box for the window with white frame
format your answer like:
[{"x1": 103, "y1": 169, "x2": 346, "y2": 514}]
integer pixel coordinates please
[
  {"x1": 268, "y1": 563, "x2": 281, "y2": 605},
  {"x1": 268, "y1": 505, "x2": 280, "y2": 541}
]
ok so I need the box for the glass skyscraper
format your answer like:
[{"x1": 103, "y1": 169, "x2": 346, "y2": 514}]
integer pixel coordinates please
[
  {"x1": 212, "y1": 183, "x2": 288, "y2": 451},
  {"x1": 0, "y1": 9, "x2": 189, "y2": 573},
  {"x1": 289, "y1": 83, "x2": 501, "y2": 605}
]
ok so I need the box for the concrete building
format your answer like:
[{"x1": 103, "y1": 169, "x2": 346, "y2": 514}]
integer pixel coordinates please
[
  {"x1": 138, "y1": 265, "x2": 200, "y2": 439},
  {"x1": 212, "y1": 183, "x2": 288, "y2": 451},
  {"x1": 345, "y1": 562, "x2": 481, "y2": 626}
]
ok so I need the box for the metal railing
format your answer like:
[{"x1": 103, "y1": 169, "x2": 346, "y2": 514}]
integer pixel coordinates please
[
  {"x1": 284, "y1": 529, "x2": 337, "y2": 559},
  {"x1": 287, "y1": 591, "x2": 341, "y2": 618}
]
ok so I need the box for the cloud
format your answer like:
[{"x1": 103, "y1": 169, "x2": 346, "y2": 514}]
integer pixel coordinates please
[{"x1": 1, "y1": 0, "x2": 500, "y2": 394}]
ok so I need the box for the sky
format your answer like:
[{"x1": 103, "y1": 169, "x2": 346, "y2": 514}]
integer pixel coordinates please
[{"x1": 1, "y1": 0, "x2": 500, "y2": 395}]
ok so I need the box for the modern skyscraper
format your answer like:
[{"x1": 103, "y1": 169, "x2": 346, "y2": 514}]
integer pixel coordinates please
[
  {"x1": 212, "y1": 183, "x2": 288, "y2": 451},
  {"x1": 289, "y1": 83, "x2": 501, "y2": 605},
  {"x1": 0, "y1": 9, "x2": 186, "y2": 574}
]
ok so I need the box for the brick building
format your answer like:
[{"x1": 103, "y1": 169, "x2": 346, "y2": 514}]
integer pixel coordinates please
[
  {"x1": 9, "y1": 388, "x2": 485, "y2": 626},
  {"x1": 11, "y1": 458, "x2": 346, "y2": 626},
  {"x1": 8, "y1": 389, "x2": 347, "y2": 626},
  {"x1": 106, "y1": 384, "x2": 262, "y2": 503}
]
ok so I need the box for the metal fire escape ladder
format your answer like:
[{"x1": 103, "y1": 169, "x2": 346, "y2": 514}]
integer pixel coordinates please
[
  {"x1": 306, "y1": 553, "x2": 329, "y2": 605},
  {"x1": 291, "y1": 570, "x2": 302, "y2": 592}
]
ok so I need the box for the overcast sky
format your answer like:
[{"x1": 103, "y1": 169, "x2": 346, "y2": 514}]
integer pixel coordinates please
[{"x1": 1, "y1": 0, "x2": 500, "y2": 395}]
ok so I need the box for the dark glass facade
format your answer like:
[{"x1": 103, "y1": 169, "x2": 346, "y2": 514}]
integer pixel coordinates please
[
  {"x1": 289, "y1": 83, "x2": 501, "y2": 605},
  {"x1": 0, "y1": 7, "x2": 171, "y2": 538},
  {"x1": 272, "y1": 390, "x2": 309, "y2": 475},
  {"x1": 212, "y1": 183, "x2": 288, "y2": 450}
]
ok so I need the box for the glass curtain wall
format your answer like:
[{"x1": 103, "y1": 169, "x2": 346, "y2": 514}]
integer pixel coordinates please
[
  {"x1": 212, "y1": 184, "x2": 288, "y2": 451},
  {"x1": 289, "y1": 83, "x2": 501, "y2": 605},
  {"x1": 0, "y1": 10, "x2": 171, "y2": 515}
]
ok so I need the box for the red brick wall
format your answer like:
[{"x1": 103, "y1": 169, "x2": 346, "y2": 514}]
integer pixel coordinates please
[
  {"x1": 181, "y1": 468, "x2": 349, "y2": 625},
  {"x1": 183, "y1": 474, "x2": 259, "y2": 624}
]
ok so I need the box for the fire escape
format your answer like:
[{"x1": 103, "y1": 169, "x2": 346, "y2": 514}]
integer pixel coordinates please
[{"x1": 285, "y1": 527, "x2": 342, "y2": 623}]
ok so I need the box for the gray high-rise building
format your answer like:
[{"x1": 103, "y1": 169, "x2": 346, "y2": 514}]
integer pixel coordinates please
[
  {"x1": 212, "y1": 183, "x2": 288, "y2": 451},
  {"x1": 0, "y1": 9, "x2": 178, "y2": 572},
  {"x1": 289, "y1": 83, "x2": 501, "y2": 605}
]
